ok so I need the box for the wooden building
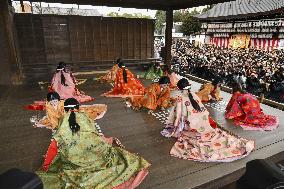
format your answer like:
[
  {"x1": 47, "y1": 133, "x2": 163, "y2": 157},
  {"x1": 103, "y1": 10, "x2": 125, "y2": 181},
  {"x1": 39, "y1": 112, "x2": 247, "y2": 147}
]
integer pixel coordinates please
[
  {"x1": 198, "y1": 0, "x2": 284, "y2": 50},
  {"x1": 0, "y1": 0, "x2": 231, "y2": 85}
]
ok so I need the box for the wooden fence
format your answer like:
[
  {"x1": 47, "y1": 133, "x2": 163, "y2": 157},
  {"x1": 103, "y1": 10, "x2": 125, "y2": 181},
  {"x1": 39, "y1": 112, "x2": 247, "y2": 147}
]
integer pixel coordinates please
[{"x1": 14, "y1": 14, "x2": 155, "y2": 80}]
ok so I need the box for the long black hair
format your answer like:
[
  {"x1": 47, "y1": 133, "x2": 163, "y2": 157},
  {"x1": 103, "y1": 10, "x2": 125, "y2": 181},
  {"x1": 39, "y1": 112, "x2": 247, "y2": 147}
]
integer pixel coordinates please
[
  {"x1": 118, "y1": 62, "x2": 127, "y2": 83},
  {"x1": 56, "y1": 62, "x2": 68, "y2": 86},
  {"x1": 116, "y1": 58, "x2": 122, "y2": 64},
  {"x1": 64, "y1": 98, "x2": 80, "y2": 134},
  {"x1": 46, "y1": 92, "x2": 60, "y2": 102},
  {"x1": 163, "y1": 65, "x2": 172, "y2": 75},
  {"x1": 177, "y1": 78, "x2": 202, "y2": 112},
  {"x1": 212, "y1": 78, "x2": 221, "y2": 88},
  {"x1": 231, "y1": 82, "x2": 246, "y2": 94},
  {"x1": 158, "y1": 76, "x2": 170, "y2": 85}
]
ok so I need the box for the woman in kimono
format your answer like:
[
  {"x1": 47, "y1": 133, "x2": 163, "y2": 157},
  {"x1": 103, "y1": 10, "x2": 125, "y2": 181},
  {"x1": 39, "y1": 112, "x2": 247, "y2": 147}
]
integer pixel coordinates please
[
  {"x1": 225, "y1": 82, "x2": 279, "y2": 131},
  {"x1": 98, "y1": 58, "x2": 121, "y2": 83},
  {"x1": 102, "y1": 62, "x2": 145, "y2": 98},
  {"x1": 31, "y1": 92, "x2": 107, "y2": 130},
  {"x1": 196, "y1": 79, "x2": 223, "y2": 102},
  {"x1": 37, "y1": 98, "x2": 150, "y2": 189},
  {"x1": 50, "y1": 62, "x2": 94, "y2": 103},
  {"x1": 163, "y1": 65, "x2": 183, "y2": 89},
  {"x1": 128, "y1": 76, "x2": 173, "y2": 111},
  {"x1": 161, "y1": 78, "x2": 255, "y2": 162},
  {"x1": 139, "y1": 63, "x2": 163, "y2": 80}
]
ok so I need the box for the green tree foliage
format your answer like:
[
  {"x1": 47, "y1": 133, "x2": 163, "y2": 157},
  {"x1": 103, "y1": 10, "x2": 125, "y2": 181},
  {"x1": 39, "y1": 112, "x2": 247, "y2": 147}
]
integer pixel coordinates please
[
  {"x1": 201, "y1": 5, "x2": 211, "y2": 13},
  {"x1": 155, "y1": 10, "x2": 166, "y2": 34},
  {"x1": 173, "y1": 11, "x2": 183, "y2": 22},
  {"x1": 180, "y1": 10, "x2": 202, "y2": 36},
  {"x1": 190, "y1": 8, "x2": 200, "y2": 16},
  {"x1": 154, "y1": 6, "x2": 212, "y2": 35}
]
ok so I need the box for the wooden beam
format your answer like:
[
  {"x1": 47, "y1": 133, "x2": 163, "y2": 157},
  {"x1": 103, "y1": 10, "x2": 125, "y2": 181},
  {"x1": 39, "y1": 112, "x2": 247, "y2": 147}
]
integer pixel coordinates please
[
  {"x1": 20, "y1": 0, "x2": 25, "y2": 12},
  {"x1": 0, "y1": 0, "x2": 22, "y2": 84},
  {"x1": 29, "y1": 0, "x2": 233, "y2": 10},
  {"x1": 164, "y1": 10, "x2": 173, "y2": 68}
]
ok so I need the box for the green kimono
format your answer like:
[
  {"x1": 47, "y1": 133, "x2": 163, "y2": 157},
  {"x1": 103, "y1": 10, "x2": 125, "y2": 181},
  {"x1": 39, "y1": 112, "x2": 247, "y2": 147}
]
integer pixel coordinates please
[
  {"x1": 37, "y1": 112, "x2": 150, "y2": 189},
  {"x1": 140, "y1": 65, "x2": 163, "y2": 80}
]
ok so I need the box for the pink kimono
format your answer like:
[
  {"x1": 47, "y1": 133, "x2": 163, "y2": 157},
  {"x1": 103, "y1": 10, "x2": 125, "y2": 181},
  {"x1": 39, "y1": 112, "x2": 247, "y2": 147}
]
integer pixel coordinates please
[
  {"x1": 161, "y1": 91, "x2": 255, "y2": 162},
  {"x1": 51, "y1": 71, "x2": 94, "y2": 103}
]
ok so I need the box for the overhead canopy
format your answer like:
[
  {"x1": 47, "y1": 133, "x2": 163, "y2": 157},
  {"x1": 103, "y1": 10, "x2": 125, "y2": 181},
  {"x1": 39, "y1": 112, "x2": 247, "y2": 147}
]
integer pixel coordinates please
[
  {"x1": 197, "y1": 0, "x2": 284, "y2": 21},
  {"x1": 29, "y1": 0, "x2": 233, "y2": 10}
]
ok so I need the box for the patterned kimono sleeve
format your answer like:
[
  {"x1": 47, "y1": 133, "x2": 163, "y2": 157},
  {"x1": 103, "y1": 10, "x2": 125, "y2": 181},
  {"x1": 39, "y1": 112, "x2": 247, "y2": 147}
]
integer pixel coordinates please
[
  {"x1": 114, "y1": 70, "x2": 123, "y2": 88},
  {"x1": 127, "y1": 69, "x2": 134, "y2": 78},
  {"x1": 212, "y1": 87, "x2": 222, "y2": 100},
  {"x1": 64, "y1": 72, "x2": 76, "y2": 88},
  {"x1": 38, "y1": 116, "x2": 52, "y2": 128},
  {"x1": 80, "y1": 105, "x2": 107, "y2": 120},
  {"x1": 225, "y1": 94, "x2": 245, "y2": 119},
  {"x1": 50, "y1": 74, "x2": 56, "y2": 89},
  {"x1": 42, "y1": 140, "x2": 58, "y2": 171},
  {"x1": 173, "y1": 97, "x2": 183, "y2": 127},
  {"x1": 79, "y1": 113, "x2": 102, "y2": 135},
  {"x1": 226, "y1": 92, "x2": 240, "y2": 112}
]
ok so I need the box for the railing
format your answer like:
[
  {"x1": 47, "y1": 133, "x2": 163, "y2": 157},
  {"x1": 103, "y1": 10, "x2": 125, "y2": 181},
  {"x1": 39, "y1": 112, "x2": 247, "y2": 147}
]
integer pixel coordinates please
[{"x1": 186, "y1": 74, "x2": 284, "y2": 111}]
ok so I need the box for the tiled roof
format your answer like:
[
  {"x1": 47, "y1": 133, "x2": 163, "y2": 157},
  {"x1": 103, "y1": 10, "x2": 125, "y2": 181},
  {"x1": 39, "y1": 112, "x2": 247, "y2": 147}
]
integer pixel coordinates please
[{"x1": 197, "y1": 0, "x2": 284, "y2": 20}]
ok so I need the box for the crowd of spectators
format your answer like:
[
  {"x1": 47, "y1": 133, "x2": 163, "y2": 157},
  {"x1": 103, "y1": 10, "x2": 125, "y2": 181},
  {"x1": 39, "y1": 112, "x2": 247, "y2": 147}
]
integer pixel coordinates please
[{"x1": 170, "y1": 40, "x2": 284, "y2": 103}]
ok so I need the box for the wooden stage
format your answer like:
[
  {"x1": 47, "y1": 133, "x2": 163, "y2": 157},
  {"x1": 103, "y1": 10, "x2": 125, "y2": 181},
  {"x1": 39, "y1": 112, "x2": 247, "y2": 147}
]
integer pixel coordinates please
[{"x1": 0, "y1": 76, "x2": 283, "y2": 189}]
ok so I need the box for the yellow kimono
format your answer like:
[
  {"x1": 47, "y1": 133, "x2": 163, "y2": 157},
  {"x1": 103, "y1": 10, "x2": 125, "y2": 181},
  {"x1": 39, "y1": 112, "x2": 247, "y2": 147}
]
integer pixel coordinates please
[
  {"x1": 130, "y1": 83, "x2": 172, "y2": 110},
  {"x1": 37, "y1": 101, "x2": 107, "y2": 129},
  {"x1": 38, "y1": 101, "x2": 65, "y2": 129},
  {"x1": 196, "y1": 83, "x2": 222, "y2": 102},
  {"x1": 99, "y1": 64, "x2": 119, "y2": 83}
]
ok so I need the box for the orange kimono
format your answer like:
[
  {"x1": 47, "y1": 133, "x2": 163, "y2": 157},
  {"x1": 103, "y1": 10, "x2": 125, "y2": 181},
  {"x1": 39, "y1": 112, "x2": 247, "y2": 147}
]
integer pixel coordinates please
[
  {"x1": 99, "y1": 64, "x2": 119, "y2": 83},
  {"x1": 35, "y1": 101, "x2": 107, "y2": 129},
  {"x1": 37, "y1": 101, "x2": 65, "y2": 129},
  {"x1": 196, "y1": 83, "x2": 222, "y2": 102},
  {"x1": 130, "y1": 83, "x2": 172, "y2": 110},
  {"x1": 102, "y1": 68, "x2": 145, "y2": 98}
]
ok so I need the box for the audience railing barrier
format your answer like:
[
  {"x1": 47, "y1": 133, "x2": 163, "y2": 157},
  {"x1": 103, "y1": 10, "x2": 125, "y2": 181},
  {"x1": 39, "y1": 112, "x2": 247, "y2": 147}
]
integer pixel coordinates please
[{"x1": 186, "y1": 74, "x2": 284, "y2": 111}]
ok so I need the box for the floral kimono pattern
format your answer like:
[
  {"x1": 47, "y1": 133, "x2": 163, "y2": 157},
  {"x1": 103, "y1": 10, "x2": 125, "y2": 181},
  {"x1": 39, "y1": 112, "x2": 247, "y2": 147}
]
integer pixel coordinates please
[
  {"x1": 36, "y1": 101, "x2": 65, "y2": 129},
  {"x1": 36, "y1": 112, "x2": 150, "y2": 189},
  {"x1": 51, "y1": 71, "x2": 94, "y2": 103},
  {"x1": 161, "y1": 91, "x2": 255, "y2": 162},
  {"x1": 99, "y1": 64, "x2": 119, "y2": 83},
  {"x1": 225, "y1": 92, "x2": 279, "y2": 131},
  {"x1": 196, "y1": 83, "x2": 222, "y2": 102},
  {"x1": 130, "y1": 83, "x2": 172, "y2": 110},
  {"x1": 102, "y1": 68, "x2": 145, "y2": 98},
  {"x1": 33, "y1": 100, "x2": 107, "y2": 129},
  {"x1": 140, "y1": 65, "x2": 163, "y2": 80}
]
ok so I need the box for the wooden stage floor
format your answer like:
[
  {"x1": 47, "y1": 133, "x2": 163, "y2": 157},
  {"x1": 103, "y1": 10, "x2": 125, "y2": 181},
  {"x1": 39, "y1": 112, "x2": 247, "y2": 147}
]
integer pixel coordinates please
[{"x1": 0, "y1": 76, "x2": 283, "y2": 189}]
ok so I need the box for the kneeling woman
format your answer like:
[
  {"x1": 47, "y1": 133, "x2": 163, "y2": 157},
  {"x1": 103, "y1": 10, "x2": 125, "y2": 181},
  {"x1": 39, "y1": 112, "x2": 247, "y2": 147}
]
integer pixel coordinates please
[
  {"x1": 50, "y1": 62, "x2": 94, "y2": 103},
  {"x1": 128, "y1": 76, "x2": 173, "y2": 110},
  {"x1": 225, "y1": 82, "x2": 279, "y2": 131},
  {"x1": 161, "y1": 79, "x2": 254, "y2": 162},
  {"x1": 139, "y1": 62, "x2": 163, "y2": 80},
  {"x1": 102, "y1": 62, "x2": 145, "y2": 98},
  {"x1": 31, "y1": 92, "x2": 107, "y2": 130},
  {"x1": 37, "y1": 98, "x2": 150, "y2": 189},
  {"x1": 98, "y1": 58, "x2": 121, "y2": 83},
  {"x1": 196, "y1": 79, "x2": 223, "y2": 102}
]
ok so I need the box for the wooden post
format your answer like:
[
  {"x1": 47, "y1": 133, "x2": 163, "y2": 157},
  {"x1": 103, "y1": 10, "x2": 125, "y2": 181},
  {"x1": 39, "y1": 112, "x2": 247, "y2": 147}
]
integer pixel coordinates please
[
  {"x1": 164, "y1": 9, "x2": 173, "y2": 68},
  {"x1": 20, "y1": 0, "x2": 25, "y2": 12},
  {"x1": 0, "y1": 0, "x2": 22, "y2": 84}
]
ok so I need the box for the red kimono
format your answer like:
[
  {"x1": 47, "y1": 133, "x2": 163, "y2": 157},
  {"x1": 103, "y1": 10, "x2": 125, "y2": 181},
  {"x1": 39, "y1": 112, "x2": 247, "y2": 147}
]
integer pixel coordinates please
[
  {"x1": 102, "y1": 68, "x2": 145, "y2": 98},
  {"x1": 225, "y1": 92, "x2": 279, "y2": 131}
]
